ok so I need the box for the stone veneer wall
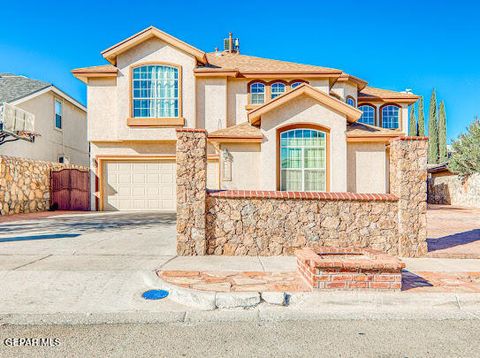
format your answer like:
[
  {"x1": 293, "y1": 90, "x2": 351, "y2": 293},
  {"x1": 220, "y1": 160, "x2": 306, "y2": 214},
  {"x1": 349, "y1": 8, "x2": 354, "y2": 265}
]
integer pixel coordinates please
[
  {"x1": 389, "y1": 137, "x2": 428, "y2": 257},
  {"x1": 428, "y1": 173, "x2": 480, "y2": 208},
  {"x1": 0, "y1": 155, "x2": 88, "y2": 216},
  {"x1": 206, "y1": 191, "x2": 399, "y2": 256},
  {"x1": 176, "y1": 129, "x2": 208, "y2": 255},
  {"x1": 175, "y1": 130, "x2": 429, "y2": 258}
]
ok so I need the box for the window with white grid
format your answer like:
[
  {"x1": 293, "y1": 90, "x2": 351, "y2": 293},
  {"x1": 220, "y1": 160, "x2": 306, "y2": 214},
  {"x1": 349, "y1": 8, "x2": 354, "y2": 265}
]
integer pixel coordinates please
[
  {"x1": 132, "y1": 65, "x2": 179, "y2": 118},
  {"x1": 358, "y1": 104, "x2": 376, "y2": 125},
  {"x1": 280, "y1": 129, "x2": 327, "y2": 192},
  {"x1": 381, "y1": 105, "x2": 400, "y2": 129},
  {"x1": 250, "y1": 82, "x2": 265, "y2": 104},
  {"x1": 271, "y1": 82, "x2": 286, "y2": 99}
]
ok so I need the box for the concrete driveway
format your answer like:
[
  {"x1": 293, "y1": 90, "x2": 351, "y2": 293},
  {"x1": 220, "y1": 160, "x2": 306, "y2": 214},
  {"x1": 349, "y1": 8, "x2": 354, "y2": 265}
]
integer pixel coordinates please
[{"x1": 0, "y1": 212, "x2": 186, "y2": 316}]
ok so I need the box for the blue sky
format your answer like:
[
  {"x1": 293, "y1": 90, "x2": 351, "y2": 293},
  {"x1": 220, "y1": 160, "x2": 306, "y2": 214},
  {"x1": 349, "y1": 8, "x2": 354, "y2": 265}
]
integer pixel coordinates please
[{"x1": 1, "y1": 0, "x2": 479, "y2": 142}]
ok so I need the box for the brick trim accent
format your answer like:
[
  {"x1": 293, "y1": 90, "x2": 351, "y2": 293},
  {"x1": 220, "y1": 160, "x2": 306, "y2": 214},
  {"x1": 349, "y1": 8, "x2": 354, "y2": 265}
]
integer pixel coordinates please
[
  {"x1": 391, "y1": 136, "x2": 428, "y2": 142},
  {"x1": 207, "y1": 190, "x2": 399, "y2": 202},
  {"x1": 176, "y1": 128, "x2": 208, "y2": 133},
  {"x1": 295, "y1": 247, "x2": 405, "y2": 272}
]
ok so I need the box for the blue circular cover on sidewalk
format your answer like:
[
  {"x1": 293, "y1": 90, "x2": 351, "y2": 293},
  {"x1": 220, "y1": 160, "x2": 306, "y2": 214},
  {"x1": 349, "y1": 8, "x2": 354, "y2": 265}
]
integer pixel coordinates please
[{"x1": 142, "y1": 289, "x2": 169, "y2": 300}]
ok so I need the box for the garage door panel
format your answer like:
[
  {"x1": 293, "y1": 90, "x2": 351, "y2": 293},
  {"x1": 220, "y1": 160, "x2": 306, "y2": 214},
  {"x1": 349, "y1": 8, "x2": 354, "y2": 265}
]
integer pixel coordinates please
[{"x1": 104, "y1": 160, "x2": 176, "y2": 211}]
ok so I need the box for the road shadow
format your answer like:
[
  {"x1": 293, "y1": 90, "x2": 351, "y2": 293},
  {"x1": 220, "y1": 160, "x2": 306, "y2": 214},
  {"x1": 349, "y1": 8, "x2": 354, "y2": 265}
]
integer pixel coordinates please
[
  {"x1": 0, "y1": 212, "x2": 176, "y2": 236},
  {"x1": 427, "y1": 229, "x2": 480, "y2": 252},
  {"x1": 0, "y1": 233, "x2": 80, "y2": 243},
  {"x1": 401, "y1": 270, "x2": 433, "y2": 291}
]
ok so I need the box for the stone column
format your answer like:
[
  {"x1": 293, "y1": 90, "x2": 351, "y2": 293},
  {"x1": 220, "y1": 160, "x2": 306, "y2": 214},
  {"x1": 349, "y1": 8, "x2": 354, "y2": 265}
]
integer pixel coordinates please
[
  {"x1": 176, "y1": 129, "x2": 208, "y2": 255},
  {"x1": 389, "y1": 136, "x2": 428, "y2": 257}
]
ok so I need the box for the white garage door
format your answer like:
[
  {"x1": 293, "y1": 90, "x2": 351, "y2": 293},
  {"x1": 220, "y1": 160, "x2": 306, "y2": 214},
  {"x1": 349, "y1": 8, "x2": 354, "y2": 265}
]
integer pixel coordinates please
[{"x1": 104, "y1": 161, "x2": 176, "y2": 211}]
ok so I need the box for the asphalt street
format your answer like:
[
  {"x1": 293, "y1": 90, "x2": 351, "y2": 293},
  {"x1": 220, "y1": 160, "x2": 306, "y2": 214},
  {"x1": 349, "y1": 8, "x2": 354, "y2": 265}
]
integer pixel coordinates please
[{"x1": 1, "y1": 319, "x2": 479, "y2": 357}]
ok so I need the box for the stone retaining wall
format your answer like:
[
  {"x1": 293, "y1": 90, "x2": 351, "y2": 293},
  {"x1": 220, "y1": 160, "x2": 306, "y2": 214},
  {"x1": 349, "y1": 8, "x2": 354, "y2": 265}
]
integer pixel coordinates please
[
  {"x1": 0, "y1": 155, "x2": 88, "y2": 216},
  {"x1": 428, "y1": 173, "x2": 480, "y2": 208},
  {"x1": 175, "y1": 130, "x2": 429, "y2": 258},
  {"x1": 206, "y1": 191, "x2": 399, "y2": 256}
]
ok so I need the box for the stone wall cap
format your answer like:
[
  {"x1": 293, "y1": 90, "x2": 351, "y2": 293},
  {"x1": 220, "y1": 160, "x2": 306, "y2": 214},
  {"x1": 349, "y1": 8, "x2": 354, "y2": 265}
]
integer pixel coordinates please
[
  {"x1": 207, "y1": 190, "x2": 399, "y2": 202},
  {"x1": 295, "y1": 247, "x2": 405, "y2": 272},
  {"x1": 176, "y1": 128, "x2": 208, "y2": 134},
  {"x1": 390, "y1": 136, "x2": 428, "y2": 142}
]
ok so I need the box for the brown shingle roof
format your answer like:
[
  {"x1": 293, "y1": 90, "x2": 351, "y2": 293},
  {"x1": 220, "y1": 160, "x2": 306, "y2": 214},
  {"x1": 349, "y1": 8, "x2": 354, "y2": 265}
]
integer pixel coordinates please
[
  {"x1": 346, "y1": 122, "x2": 402, "y2": 137},
  {"x1": 203, "y1": 52, "x2": 342, "y2": 74},
  {"x1": 208, "y1": 122, "x2": 263, "y2": 140},
  {"x1": 71, "y1": 64, "x2": 118, "y2": 74},
  {"x1": 359, "y1": 86, "x2": 419, "y2": 101}
]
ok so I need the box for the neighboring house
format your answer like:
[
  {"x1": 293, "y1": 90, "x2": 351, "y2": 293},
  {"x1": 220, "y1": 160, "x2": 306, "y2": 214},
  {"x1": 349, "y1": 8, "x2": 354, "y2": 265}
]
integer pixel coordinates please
[
  {"x1": 0, "y1": 73, "x2": 88, "y2": 166},
  {"x1": 72, "y1": 26, "x2": 418, "y2": 212}
]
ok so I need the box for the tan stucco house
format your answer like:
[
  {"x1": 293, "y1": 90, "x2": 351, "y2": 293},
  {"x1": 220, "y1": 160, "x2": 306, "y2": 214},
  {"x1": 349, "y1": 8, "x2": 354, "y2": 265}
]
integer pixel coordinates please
[
  {"x1": 72, "y1": 26, "x2": 418, "y2": 212},
  {"x1": 0, "y1": 73, "x2": 88, "y2": 166}
]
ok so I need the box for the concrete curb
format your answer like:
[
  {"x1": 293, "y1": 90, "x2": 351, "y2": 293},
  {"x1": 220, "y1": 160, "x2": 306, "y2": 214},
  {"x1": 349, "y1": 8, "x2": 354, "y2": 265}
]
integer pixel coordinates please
[
  {"x1": 146, "y1": 271, "x2": 288, "y2": 310},
  {"x1": 146, "y1": 271, "x2": 480, "y2": 311}
]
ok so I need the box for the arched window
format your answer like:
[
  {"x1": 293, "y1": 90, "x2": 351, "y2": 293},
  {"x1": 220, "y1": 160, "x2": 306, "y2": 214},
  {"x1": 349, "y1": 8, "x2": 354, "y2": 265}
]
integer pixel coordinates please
[
  {"x1": 358, "y1": 104, "x2": 376, "y2": 125},
  {"x1": 271, "y1": 82, "x2": 286, "y2": 99},
  {"x1": 381, "y1": 105, "x2": 400, "y2": 129},
  {"x1": 280, "y1": 128, "x2": 327, "y2": 192},
  {"x1": 346, "y1": 96, "x2": 356, "y2": 107},
  {"x1": 291, "y1": 81, "x2": 303, "y2": 89},
  {"x1": 250, "y1": 82, "x2": 265, "y2": 104},
  {"x1": 132, "y1": 64, "x2": 179, "y2": 118}
]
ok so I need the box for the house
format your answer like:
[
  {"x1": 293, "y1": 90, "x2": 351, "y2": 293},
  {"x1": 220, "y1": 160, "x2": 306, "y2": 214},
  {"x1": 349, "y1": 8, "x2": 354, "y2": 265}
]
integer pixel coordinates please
[
  {"x1": 72, "y1": 26, "x2": 418, "y2": 212},
  {"x1": 0, "y1": 73, "x2": 88, "y2": 166}
]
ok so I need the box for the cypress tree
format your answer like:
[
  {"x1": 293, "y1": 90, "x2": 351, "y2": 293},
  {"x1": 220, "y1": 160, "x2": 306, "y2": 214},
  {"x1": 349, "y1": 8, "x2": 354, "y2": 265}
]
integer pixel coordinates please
[
  {"x1": 418, "y1": 96, "x2": 426, "y2": 136},
  {"x1": 408, "y1": 103, "x2": 417, "y2": 136},
  {"x1": 427, "y1": 89, "x2": 439, "y2": 164},
  {"x1": 438, "y1": 100, "x2": 448, "y2": 163}
]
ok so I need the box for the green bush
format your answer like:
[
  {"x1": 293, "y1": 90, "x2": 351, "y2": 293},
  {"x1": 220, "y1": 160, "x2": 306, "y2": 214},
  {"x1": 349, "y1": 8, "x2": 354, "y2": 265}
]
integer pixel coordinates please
[{"x1": 449, "y1": 118, "x2": 480, "y2": 175}]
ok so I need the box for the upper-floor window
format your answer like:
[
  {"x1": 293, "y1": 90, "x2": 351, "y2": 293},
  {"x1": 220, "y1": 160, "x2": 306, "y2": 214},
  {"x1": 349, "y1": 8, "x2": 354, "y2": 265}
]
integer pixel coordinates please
[
  {"x1": 346, "y1": 96, "x2": 356, "y2": 107},
  {"x1": 358, "y1": 104, "x2": 375, "y2": 126},
  {"x1": 381, "y1": 105, "x2": 400, "y2": 129},
  {"x1": 54, "y1": 99, "x2": 62, "y2": 129},
  {"x1": 250, "y1": 82, "x2": 265, "y2": 104},
  {"x1": 271, "y1": 82, "x2": 286, "y2": 99},
  {"x1": 291, "y1": 81, "x2": 303, "y2": 89},
  {"x1": 132, "y1": 65, "x2": 179, "y2": 118}
]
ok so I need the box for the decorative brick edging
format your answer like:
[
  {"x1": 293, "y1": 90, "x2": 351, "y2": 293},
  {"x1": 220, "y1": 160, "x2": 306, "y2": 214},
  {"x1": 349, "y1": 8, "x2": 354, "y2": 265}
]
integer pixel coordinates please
[
  {"x1": 391, "y1": 136, "x2": 429, "y2": 141},
  {"x1": 176, "y1": 128, "x2": 208, "y2": 133},
  {"x1": 296, "y1": 247, "x2": 405, "y2": 291},
  {"x1": 207, "y1": 190, "x2": 398, "y2": 202}
]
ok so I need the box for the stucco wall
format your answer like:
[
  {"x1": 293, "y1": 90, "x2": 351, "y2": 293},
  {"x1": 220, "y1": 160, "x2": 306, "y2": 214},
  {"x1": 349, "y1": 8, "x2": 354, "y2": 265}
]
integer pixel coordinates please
[
  {"x1": 219, "y1": 143, "x2": 261, "y2": 190},
  {"x1": 260, "y1": 95, "x2": 347, "y2": 191},
  {"x1": 196, "y1": 78, "x2": 227, "y2": 131},
  {"x1": 226, "y1": 79, "x2": 249, "y2": 126},
  {"x1": 87, "y1": 78, "x2": 118, "y2": 142},
  {"x1": 347, "y1": 142, "x2": 388, "y2": 193},
  {"x1": 331, "y1": 82, "x2": 358, "y2": 102},
  {"x1": 428, "y1": 172, "x2": 480, "y2": 208},
  {"x1": 88, "y1": 38, "x2": 197, "y2": 142},
  {"x1": 0, "y1": 92, "x2": 88, "y2": 166}
]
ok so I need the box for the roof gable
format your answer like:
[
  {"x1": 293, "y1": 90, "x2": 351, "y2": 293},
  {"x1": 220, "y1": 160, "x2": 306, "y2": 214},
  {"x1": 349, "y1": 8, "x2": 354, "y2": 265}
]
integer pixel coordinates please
[
  {"x1": 248, "y1": 84, "x2": 362, "y2": 124},
  {"x1": 101, "y1": 26, "x2": 206, "y2": 65},
  {"x1": 0, "y1": 74, "x2": 50, "y2": 103}
]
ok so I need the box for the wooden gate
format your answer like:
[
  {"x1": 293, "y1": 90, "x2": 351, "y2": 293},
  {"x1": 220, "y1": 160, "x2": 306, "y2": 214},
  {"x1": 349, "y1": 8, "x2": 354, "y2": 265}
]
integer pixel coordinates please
[{"x1": 50, "y1": 169, "x2": 90, "y2": 211}]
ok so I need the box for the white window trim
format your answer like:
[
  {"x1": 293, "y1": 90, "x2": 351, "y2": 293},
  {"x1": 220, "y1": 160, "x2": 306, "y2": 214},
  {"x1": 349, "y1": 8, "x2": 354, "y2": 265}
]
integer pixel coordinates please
[{"x1": 54, "y1": 98, "x2": 63, "y2": 130}]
